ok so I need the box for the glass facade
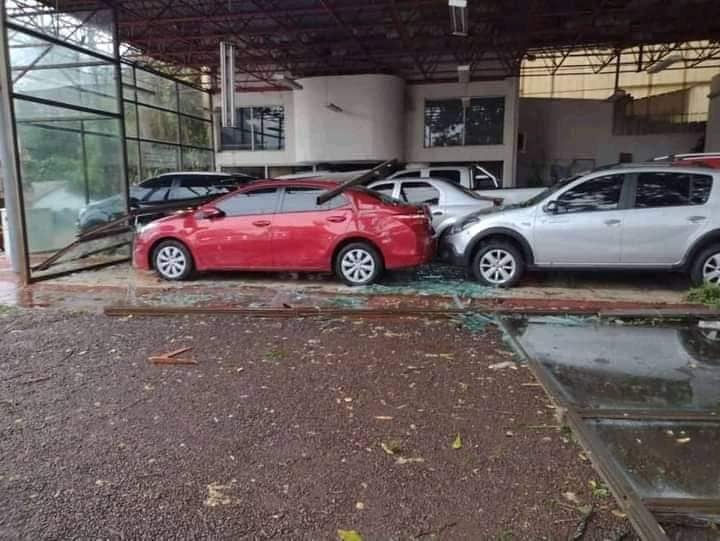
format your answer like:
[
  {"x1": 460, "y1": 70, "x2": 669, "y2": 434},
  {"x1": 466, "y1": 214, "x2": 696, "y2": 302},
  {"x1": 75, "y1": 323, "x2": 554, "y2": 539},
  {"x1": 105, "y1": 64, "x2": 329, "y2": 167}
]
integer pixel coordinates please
[
  {"x1": 5, "y1": 0, "x2": 126, "y2": 266},
  {"x1": 2, "y1": 0, "x2": 215, "y2": 281},
  {"x1": 122, "y1": 64, "x2": 214, "y2": 182}
]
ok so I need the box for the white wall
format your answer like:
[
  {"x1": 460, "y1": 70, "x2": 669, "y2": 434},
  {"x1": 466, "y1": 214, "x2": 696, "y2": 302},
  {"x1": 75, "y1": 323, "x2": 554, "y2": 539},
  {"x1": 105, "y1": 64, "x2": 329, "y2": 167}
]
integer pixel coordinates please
[
  {"x1": 404, "y1": 78, "x2": 519, "y2": 186},
  {"x1": 706, "y1": 74, "x2": 720, "y2": 152},
  {"x1": 293, "y1": 74, "x2": 405, "y2": 163},
  {"x1": 518, "y1": 97, "x2": 704, "y2": 184},
  {"x1": 215, "y1": 89, "x2": 295, "y2": 170}
]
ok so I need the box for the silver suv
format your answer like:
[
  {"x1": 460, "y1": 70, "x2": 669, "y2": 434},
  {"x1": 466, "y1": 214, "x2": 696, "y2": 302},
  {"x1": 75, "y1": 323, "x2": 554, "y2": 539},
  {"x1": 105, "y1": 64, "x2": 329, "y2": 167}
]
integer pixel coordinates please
[{"x1": 439, "y1": 165, "x2": 720, "y2": 287}]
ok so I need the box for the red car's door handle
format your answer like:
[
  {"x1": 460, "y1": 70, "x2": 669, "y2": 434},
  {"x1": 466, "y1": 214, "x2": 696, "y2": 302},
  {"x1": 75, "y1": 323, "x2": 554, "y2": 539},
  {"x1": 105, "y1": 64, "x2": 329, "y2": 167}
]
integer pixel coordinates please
[
  {"x1": 326, "y1": 216, "x2": 347, "y2": 223},
  {"x1": 252, "y1": 220, "x2": 271, "y2": 227}
]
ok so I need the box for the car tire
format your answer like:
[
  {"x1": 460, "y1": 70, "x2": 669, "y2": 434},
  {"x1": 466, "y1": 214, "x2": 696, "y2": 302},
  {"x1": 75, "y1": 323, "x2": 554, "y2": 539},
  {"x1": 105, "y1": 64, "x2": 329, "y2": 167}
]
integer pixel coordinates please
[
  {"x1": 471, "y1": 241, "x2": 524, "y2": 287},
  {"x1": 690, "y1": 244, "x2": 720, "y2": 286},
  {"x1": 152, "y1": 240, "x2": 194, "y2": 281},
  {"x1": 335, "y1": 242, "x2": 383, "y2": 286}
]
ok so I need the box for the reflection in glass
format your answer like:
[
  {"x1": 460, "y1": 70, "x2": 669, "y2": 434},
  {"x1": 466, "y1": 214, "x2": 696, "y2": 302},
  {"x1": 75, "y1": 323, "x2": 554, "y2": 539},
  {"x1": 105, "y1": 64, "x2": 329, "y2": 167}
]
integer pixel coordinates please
[
  {"x1": 138, "y1": 104, "x2": 179, "y2": 143},
  {"x1": 507, "y1": 318, "x2": 720, "y2": 412},
  {"x1": 465, "y1": 97, "x2": 504, "y2": 145},
  {"x1": 5, "y1": 0, "x2": 115, "y2": 57},
  {"x1": 9, "y1": 30, "x2": 118, "y2": 113},
  {"x1": 424, "y1": 99, "x2": 463, "y2": 147},
  {"x1": 178, "y1": 83, "x2": 211, "y2": 119},
  {"x1": 591, "y1": 419, "x2": 720, "y2": 499},
  {"x1": 181, "y1": 148, "x2": 213, "y2": 171},
  {"x1": 14, "y1": 98, "x2": 124, "y2": 252},
  {"x1": 135, "y1": 69, "x2": 178, "y2": 111},
  {"x1": 253, "y1": 106, "x2": 284, "y2": 150},
  {"x1": 180, "y1": 116, "x2": 212, "y2": 148},
  {"x1": 140, "y1": 141, "x2": 179, "y2": 178}
]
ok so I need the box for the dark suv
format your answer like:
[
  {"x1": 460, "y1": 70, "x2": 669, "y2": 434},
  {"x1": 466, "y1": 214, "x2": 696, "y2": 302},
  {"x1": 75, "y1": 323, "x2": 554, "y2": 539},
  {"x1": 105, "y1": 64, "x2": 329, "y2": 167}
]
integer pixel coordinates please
[{"x1": 78, "y1": 172, "x2": 254, "y2": 231}]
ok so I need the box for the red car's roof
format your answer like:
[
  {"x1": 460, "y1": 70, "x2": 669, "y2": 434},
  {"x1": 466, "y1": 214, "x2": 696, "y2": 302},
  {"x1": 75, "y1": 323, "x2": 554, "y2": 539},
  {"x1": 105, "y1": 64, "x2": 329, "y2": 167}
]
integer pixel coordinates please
[{"x1": 240, "y1": 179, "x2": 342, "y2": 190}]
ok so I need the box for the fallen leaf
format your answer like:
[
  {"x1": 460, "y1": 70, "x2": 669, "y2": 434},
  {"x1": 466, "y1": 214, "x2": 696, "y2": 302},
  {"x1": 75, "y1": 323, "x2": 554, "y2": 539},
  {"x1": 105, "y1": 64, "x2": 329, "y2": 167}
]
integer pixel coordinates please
[
  {"x1": 381, "y1": 440, "x2": 402, "y2": 455},
  {"x1": 337, "y1": 529, "x2": 363, "y2": 541},
  {"x1": 611, "y1": 509, "x2": 627, "y2": 519},
  {"x1": 488, "y1": 361, "x2": 517, "y2": 370},
  {"x1": 395, "y1": 456, "x2": 425, "y2": 465},
  {"x1": 676, "y1": 437, "x2": 691, "y2": 444},
  {"x1": 562, "y1": 491, "x2": 581, "y2": 505},
  {"x1": 452, "y1": 433, "x2": 463, "y2": 450},
  {"x1": 374, "y1": 416, "x2": 393, "y2": 421}
]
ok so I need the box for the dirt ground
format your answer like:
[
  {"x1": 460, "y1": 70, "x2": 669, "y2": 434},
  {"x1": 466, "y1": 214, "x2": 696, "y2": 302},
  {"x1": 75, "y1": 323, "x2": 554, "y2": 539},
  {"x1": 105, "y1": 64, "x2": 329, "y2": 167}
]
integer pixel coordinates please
[{"x1": 0, "y1": 307, "x2": 636, "y2": 540}]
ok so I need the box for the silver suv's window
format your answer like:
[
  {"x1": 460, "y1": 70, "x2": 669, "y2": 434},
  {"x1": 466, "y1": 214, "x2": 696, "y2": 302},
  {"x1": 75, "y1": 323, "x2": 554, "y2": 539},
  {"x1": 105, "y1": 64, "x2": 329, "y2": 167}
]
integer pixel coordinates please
[
  {"x1": 557, "y1": 174, "x2": 623, "y2": 213},
  {"x1": 634, "y1": 172, "x2": 713, "y2": 208}
]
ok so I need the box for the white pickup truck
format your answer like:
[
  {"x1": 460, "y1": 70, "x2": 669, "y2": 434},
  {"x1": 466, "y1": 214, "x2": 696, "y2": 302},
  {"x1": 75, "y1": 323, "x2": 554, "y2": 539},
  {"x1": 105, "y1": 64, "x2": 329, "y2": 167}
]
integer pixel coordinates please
[{"x1": 387, "y1": 165, "x2": 544, "y2": 205}]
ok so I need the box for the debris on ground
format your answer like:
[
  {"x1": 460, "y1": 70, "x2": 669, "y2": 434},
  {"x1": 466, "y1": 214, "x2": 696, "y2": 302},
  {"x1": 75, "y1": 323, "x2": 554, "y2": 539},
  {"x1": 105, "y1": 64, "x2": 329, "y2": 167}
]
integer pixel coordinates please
[
  {"x1": 488, "y1": 361, "x2": 518, "y2": 370},
  {"x1": 451, "y1": 433, "x2": 463, "y2": 450},
  {"x1": 148, "y1": 346, "x2": 196, "y2": 365},
  {"x1": 572, "y1": 505, "x2": 594, "y2": 540},
  {"x1": 337, "y1": 529, "x2": 363, "y2": 541}
]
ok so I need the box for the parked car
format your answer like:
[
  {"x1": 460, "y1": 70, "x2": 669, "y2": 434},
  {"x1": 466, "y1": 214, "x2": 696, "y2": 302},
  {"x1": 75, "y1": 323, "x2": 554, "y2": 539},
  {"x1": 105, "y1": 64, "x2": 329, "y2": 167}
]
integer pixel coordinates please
[
  {"x1": 439, "y1": 165, "x2": 720, "y2": 287},
  {"x1": 367, "y1": 177, "x2": 500, "y2": 236},
  {"x1": 653, "y1": 152, "x2": 720, "y2": 170},
  {"x1": 78, "y1": 172, "x2": 255, "y2": 232},
  {"x1": 133, "y1": 179, "x2": 435, "y2": 286},
  {"x1": 387, "y1": 164, "x2": 545, "y2": 205}
]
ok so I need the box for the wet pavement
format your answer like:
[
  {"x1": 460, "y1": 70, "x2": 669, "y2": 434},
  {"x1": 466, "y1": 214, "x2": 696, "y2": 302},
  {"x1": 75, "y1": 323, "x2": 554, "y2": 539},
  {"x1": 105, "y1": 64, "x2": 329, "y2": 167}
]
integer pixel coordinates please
[
  {"x1": 504, "y1": 316, "x2": 720, "y2": 537},
  {"x1": 0, "y1": 256, "x2": 700, "y2": 314}
]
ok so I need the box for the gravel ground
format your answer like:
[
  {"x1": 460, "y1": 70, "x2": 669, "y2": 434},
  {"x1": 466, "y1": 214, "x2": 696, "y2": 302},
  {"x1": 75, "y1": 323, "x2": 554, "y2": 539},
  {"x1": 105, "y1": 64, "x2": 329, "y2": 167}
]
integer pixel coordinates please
[{"x1": 0, "y1": 308, "x2": 633, "y2": 540}]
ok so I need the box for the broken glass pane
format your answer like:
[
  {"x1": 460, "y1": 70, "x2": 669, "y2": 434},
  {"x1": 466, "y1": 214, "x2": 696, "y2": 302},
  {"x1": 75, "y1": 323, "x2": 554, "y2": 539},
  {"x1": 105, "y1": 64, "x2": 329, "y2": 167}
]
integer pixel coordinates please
[
  {"x1": 590, "y1": 419, "x2": 720, "y2": 500},
  {"x1": 505, "y1": 318, "x2": 720, "y2": 413}
]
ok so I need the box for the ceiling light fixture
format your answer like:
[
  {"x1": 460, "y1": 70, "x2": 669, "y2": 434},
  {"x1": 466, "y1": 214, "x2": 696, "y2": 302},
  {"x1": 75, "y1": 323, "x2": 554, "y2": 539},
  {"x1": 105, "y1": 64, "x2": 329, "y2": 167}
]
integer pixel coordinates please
[
  {"x1": 449, "y1": 0, "x2": 468, "y2": 37},
  {"x1": 273, "y1": 73, "x2": 303, "y2": 90}
]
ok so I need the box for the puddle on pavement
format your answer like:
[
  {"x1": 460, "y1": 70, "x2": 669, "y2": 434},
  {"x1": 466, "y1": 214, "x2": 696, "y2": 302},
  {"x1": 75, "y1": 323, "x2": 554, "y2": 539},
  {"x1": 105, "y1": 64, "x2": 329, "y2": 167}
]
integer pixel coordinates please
[
  {"x1": 591, "y1": 419, "x2": 720, "y2": 500},
  {"x1": 505, "y1": 317, "x2": 720, "y2": 412},
  {"x1": 504, "y1": 316, "x2": 720, "y2": 529}
]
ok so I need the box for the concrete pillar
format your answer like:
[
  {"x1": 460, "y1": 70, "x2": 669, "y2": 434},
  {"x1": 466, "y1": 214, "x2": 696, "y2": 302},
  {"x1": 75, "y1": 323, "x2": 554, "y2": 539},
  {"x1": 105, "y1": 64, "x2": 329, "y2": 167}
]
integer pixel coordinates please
[
  {"x1": 0, "y1": 13, "x2": 28, "y2": 280},
  {"x1": 706, "y1": 74, "x2": 720, "y2": 152}
]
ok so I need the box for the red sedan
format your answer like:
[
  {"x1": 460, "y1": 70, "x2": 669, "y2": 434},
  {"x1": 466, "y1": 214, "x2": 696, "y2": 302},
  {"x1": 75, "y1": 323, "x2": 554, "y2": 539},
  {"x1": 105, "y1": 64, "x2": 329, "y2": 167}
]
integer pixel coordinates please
[{"x1": 133, "y1": 179, "x2": 435, "y2": 286}]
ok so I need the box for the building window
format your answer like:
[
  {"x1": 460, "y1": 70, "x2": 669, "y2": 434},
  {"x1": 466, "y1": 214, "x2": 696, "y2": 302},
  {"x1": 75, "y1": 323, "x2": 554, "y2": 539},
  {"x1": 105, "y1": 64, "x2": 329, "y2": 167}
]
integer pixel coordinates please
[
  {"x1": 221, "y1": 106, "x2": 285, "y2": 151},
  {"x1": 424, "y1": 97, "x2": 504, "y2": 147}
]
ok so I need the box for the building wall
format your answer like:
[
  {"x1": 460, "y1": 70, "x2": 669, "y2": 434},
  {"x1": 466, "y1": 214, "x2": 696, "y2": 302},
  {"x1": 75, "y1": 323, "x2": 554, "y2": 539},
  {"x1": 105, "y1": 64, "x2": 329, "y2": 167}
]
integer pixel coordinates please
[
  {"x1": 294, "y1": 74, "x2": 404, "y2": 163},
  {"x1": 706, "y1": 74, "x2": 720, "y2": 152},
  {"x1": 404, "y1": 78, "x2": 519, "y2": 186},
  {"x1": 518, "y1": 97, "x2": 704, "y2": 185},
  {"x1": 215, "y1": 89, "x2": 295, "y2": 170}
]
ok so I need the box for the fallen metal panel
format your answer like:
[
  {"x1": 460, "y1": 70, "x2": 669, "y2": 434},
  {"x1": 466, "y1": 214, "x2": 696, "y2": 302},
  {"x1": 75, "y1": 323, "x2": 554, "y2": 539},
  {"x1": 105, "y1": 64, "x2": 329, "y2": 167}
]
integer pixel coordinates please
[
  {"x1": 565, "y1": 411, "x2": 670, "y2": 540},
  {"x1": 316, "y1": 159, "x2": 398, "y2": 205},
  {"x1": 577, "y1": 409, "x2": 720, "y2": 423},
  {"x1": 103, "y1": 304, "x2": 469, "y2": 319}
]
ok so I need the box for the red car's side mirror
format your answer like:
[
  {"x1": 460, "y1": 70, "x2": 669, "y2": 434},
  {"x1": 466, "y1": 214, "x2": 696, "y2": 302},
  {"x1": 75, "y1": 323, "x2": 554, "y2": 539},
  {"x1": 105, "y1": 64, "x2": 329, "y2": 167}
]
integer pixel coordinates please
[{"x1": 196, "y1": 207, "x2": 225, "y2": 220}]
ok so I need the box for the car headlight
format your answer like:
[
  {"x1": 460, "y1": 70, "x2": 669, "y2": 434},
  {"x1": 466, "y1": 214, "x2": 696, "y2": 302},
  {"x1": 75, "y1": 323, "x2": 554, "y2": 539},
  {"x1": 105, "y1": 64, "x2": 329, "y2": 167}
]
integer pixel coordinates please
[{"x1": 450, "y1": 216, "x2": 481, "y2": 234}]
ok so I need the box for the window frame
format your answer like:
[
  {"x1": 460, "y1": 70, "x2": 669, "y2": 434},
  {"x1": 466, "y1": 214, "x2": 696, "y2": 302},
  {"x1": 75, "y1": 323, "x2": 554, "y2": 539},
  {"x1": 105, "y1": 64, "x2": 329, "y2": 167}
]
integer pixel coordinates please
[
  {"x1": 398, "y1": 180, "x2": 441, "y2": 206},
  {"x1": 423, "y1": 96, "x2": 505, "y2": 148},
  {"x1": 215, "y1": 186, "x2": 281, "y2": 217},
  {"x1": 220, "y1": 105, "x2": 286, "y2": 152},
  {"x1": 277, "y1": 186, "x2": 350, "y2": 214},
  {"x1": 552, "y1": 173, "x2": 630, "y2": 214},
  {"x1": 628, "y1": 171, "x2": 714, "y2": 210}
]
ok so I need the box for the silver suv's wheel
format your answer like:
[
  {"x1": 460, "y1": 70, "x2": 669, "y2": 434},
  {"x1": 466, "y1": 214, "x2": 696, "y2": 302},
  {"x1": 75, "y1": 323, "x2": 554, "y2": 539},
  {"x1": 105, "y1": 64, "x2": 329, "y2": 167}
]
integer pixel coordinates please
[
  {"x1": 690, "y1": 244, "x2": 720, "y2": 286},
  {"x1": 153, "y1": 240, "x2": 193, "y2": 281},
  {"x1": 703, "y1": 254, "x2": 720, "y2": 285},
  {"x1": 472, "y1": 241, "x2": 524, "y2": 287},
  {"x1": 335, "y1": 242, "x2": 382, "y2": 286}
]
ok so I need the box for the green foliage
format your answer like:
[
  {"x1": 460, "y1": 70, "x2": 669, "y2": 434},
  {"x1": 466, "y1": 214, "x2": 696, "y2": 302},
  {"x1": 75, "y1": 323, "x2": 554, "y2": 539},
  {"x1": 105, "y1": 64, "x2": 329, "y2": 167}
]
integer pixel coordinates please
[{"x1": 687, "y1": 284, "x2": 720, "y2": 308}]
